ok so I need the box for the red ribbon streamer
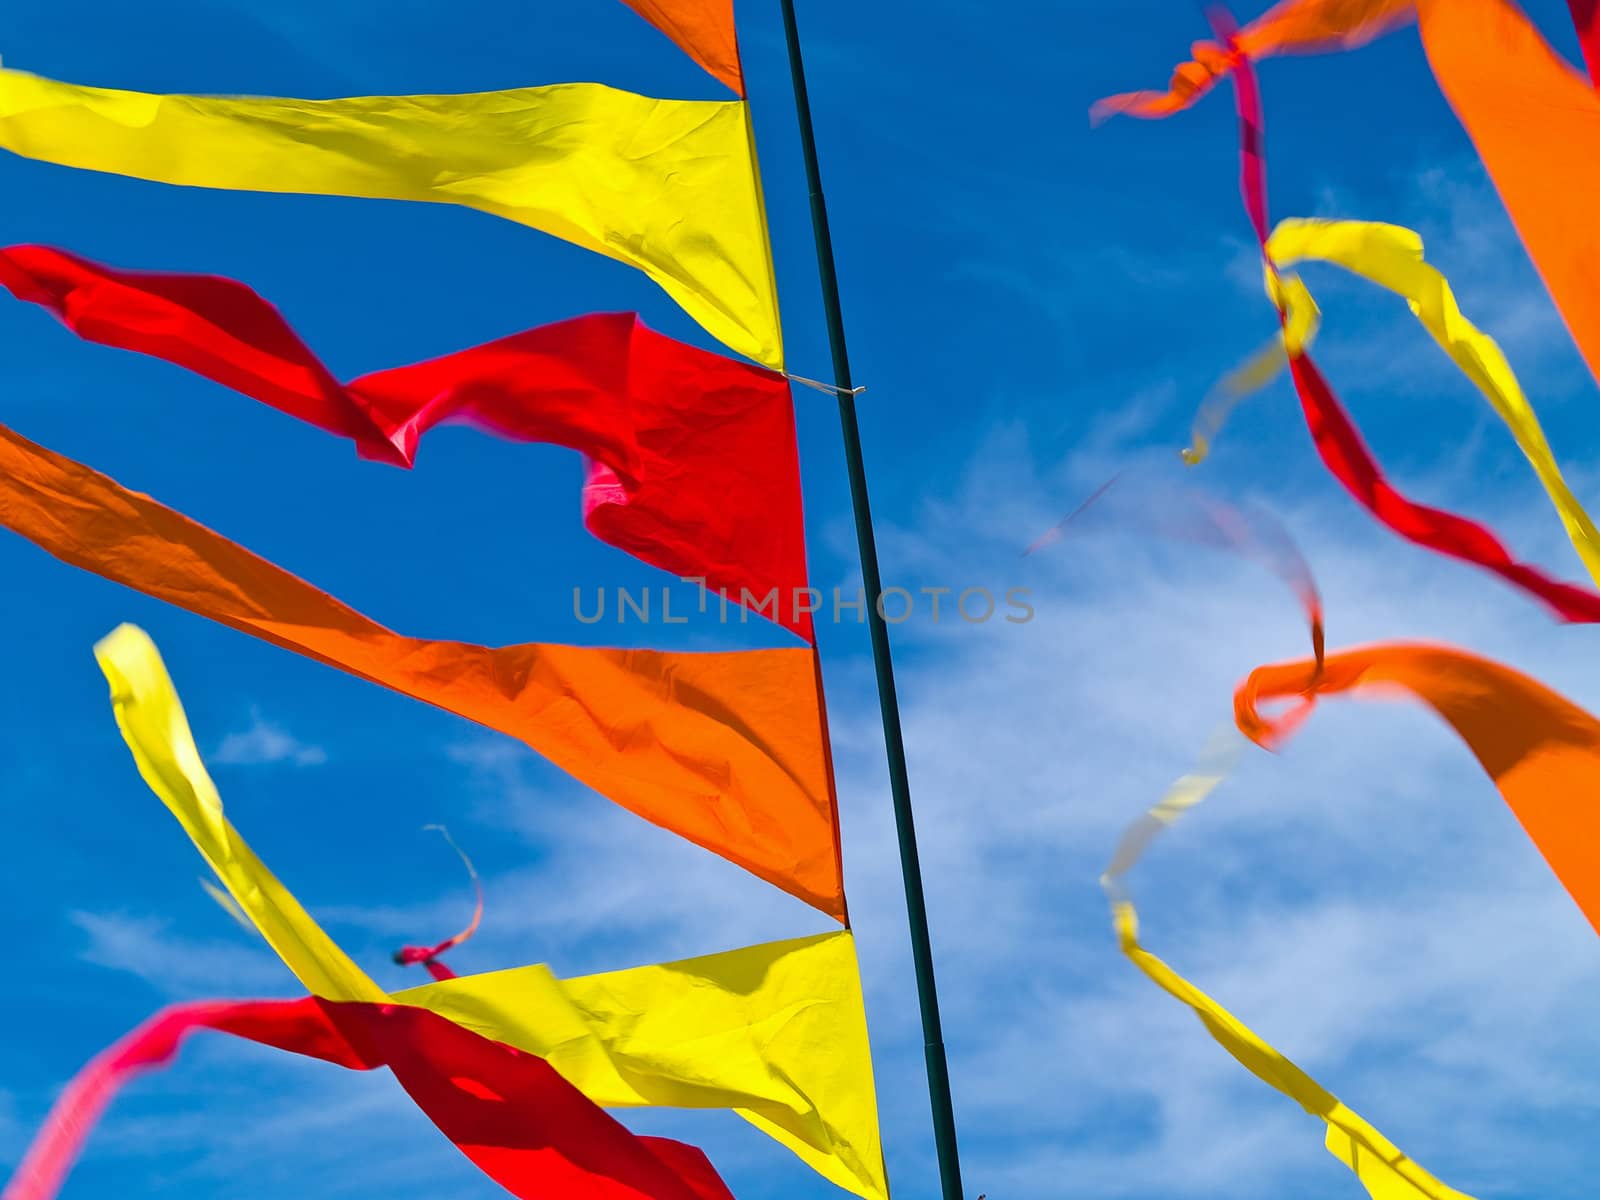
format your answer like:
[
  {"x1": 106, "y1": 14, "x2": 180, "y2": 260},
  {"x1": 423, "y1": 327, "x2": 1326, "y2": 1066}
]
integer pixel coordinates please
[
  {"x1": 1573, "y1": 0, "x2": 1600, "y2": 87},
  {"x1": 0, "y1": 246, "x2": 813, "y2": 640},
  {"x1": 3, "y1": 997, "x2": 735, "y2": 1200},
  {"x1": 1214, "y1": 14, "x2": 1600, "y2": 623}
]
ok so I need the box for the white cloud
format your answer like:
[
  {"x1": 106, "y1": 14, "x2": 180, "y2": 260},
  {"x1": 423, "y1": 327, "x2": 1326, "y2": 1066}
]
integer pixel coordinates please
[
  {"x1": 214, "y1": 709, "x2": 328, "y2": 768},
  {"x1": 69, "y1": 910, "x2": 291, "y2": 995}
]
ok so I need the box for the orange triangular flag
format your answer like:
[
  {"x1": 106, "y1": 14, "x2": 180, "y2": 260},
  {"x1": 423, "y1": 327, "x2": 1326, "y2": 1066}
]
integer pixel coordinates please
[{"x1": 619, "y1": 0, "x2": 744, "y2": 94}]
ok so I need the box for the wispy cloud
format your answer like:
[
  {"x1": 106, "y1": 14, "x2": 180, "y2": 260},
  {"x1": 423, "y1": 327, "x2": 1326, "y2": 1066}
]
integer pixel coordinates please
[
  {"x1": 69, "y1": 910, "x2": 290, "y2": 995},
  {"x1": 214, "y1": 709, "x2": 328, "y2": 768}
]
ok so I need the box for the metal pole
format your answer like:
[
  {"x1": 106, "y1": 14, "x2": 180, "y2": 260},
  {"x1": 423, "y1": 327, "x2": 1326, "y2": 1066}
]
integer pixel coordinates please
[{"x1": 775, "y1": 4, "x2": 965, "y2": 1197}]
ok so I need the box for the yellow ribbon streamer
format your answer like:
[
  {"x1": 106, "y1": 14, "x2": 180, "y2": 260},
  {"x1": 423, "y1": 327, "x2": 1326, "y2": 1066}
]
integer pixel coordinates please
[
  {"x1": 1113, "y1": 901, "x2": 1476, "y2": 1200},
  {"x1": 94, "y1": 624, "x2": 886, "y2": 1200},
  {"x1": 1103, "y1": 745, "x2": 1477, "y2": 1200},
  {"x1": 0, "y1": 67, "x2": 784, "y2": 369},
  {"x1": 1266, "y1": 218, "x2": 1600, "y2": 585},
  {"x1": 1184, "y1": 273, "x2": 1320, "y2": 464},
  {"x1": 1187, "y1": 217, "x2": 1600, "y2": 587}
]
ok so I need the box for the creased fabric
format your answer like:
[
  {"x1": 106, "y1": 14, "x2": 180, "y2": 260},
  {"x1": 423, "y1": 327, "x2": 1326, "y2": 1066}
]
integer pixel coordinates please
[
  {"x1": 1091, "y1": 0, "x2": 1414, "y2": 121},
  {"x1": 618, "y1": 0, "x2": 743, "y2": 94},
  {"x1": 2, "y1": 997, "x2": 736, "y2": 1200},
  {"x1": 1221, "y1": 38, "x2": 1600, "y2": 622},
  {"x1": 1112, "y1": 901, "x2": 1477, "y2": 1199},
  {"x1": 93, "y1": 623, "x2": 886, "y2": 1200},
  {"x1": 1, "y1": 427, "x2": 845, "y2": 920},
  {"x1": 1418, "y1": 0, "x2": 1600, "y2": 397},
  {"x1": 0, "y1": 68, "x2": 782, "y2": 367},
  {"x1": 1237, "y1": 642, "x2": 1600, "y2": 936},
  {"x1": 0, "y1": 246, "x2": 812, "y2": 638}
]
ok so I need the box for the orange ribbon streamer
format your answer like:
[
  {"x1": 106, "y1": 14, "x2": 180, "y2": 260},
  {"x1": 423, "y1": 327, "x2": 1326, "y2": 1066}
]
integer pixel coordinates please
[
  {"x1": 1091, "y1": 0, "x2": 1414, "y2": 122},
  {"x1": 0, "y1": 420, "x2": 845, "y2": 921},
  {"x1": 1419, "y1": 0, "x2": 1600, "y2": 396},
  {"x1": 1236, "y1": 642, "x2": 1600, "y2": 936}
]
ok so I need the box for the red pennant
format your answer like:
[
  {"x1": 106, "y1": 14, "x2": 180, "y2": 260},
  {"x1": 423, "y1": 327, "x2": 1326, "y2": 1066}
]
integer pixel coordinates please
[
  {"x1": 3, "y1": 997, "x2": 736, "y2": 1200},
  {"x1": 0, "y1": 246, "x2": 812, "y2": 639}
]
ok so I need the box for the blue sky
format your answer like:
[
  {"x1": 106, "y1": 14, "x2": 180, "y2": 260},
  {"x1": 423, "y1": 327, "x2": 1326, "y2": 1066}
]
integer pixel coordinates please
[{"x1": 2, "y1": 1, "x2": 1599, "y2": 1198}]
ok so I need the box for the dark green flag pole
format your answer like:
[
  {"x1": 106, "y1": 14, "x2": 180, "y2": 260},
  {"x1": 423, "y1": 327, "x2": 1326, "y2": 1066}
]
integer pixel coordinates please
[{"x1": 776, "y1": 3, "x2": 965, "y2": 1197}]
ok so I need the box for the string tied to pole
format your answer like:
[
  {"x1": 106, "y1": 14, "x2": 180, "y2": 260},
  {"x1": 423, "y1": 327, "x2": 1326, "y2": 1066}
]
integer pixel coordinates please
[{"x1": 784, "y1": 371, "x2": 866, "y2": 398}]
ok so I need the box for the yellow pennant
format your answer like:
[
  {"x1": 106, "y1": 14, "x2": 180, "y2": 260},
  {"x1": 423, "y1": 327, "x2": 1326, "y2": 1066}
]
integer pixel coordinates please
[
  {"x1": 1104, "y1": 746, "x2": 1478, "y2": 1200},
  {"x1": 94, "y1": 624, "x2": 886, "y2": 1200},
  {"x1": 0, "y1": 67, "x2": 783, "y2": 369}
]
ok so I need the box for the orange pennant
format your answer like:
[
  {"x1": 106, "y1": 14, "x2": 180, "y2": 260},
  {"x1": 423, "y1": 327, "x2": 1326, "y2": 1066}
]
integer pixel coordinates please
[
  {"x1": 1236, "y1": 642, "x2": 1600, "y2": 936},
  {"x1": 0, "y1": 419, "x2": 845, "y2": 920},
  {"x1": 619, "y1": 0, "x2": 743, "y2": 94}
]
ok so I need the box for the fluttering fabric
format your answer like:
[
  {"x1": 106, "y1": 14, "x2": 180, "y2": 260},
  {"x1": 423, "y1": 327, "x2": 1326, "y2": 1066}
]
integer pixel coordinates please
[
  {"x1": 1418, "y1": 0, "x2": 1600, "y2": 397},
  {"x1": 1220, "y1": 36, "x2": 1600, "y2": 622},
  {"x1": 1192, "y1": 218, "x2": 1600, "y2": 590},
  {"x1": 3, "y1": 997, "x2": 737, "y2": 1200},
  {"x1": 1099, "y1": 728, "x2": 1243, "y2": 902},
  {"x1": 0, "y1": 245, "x2": 812, "y2": 638},
  {"x1": 0, "y1": 68, "x2": 782, "y2": 367},
  {"x1": 1, "y1": 431, "x2": 845, "y2": 920},
  {"x1": 1097, "y1": 0, "x2": 1600, "y2": 404},
  {"x1": 1183, "y1": 271, "x2": 1319, "y2": 465},
  {"x1": 1100, "y1": 584, "x2": 1471, "y2": 1198},
  {"x1": 1103, "y1": 728, "x2": 1472, "y2": 1200},
  {"x1": 1111, "y1": 901, "x2": 1475, "y2": 1199},
  {"x1": 94, "y1": 623, "x2": 887, "y2": 1200},
  {"x1": 1237, "y1": 642, "x2": 1600, "y2": 936},
  {"x1": 1026, "y1": 476, "x2": 1326, "y2": 664},
  {"x1": 618, "y1": 0, "x2": 743, "y2": 94},
  {"x1": 1573, "y1": 0, "x2": 1600, "y2": 85},
  {"x1": 1091, "y1": 0, "x2": 1414, "y2": 122}
]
